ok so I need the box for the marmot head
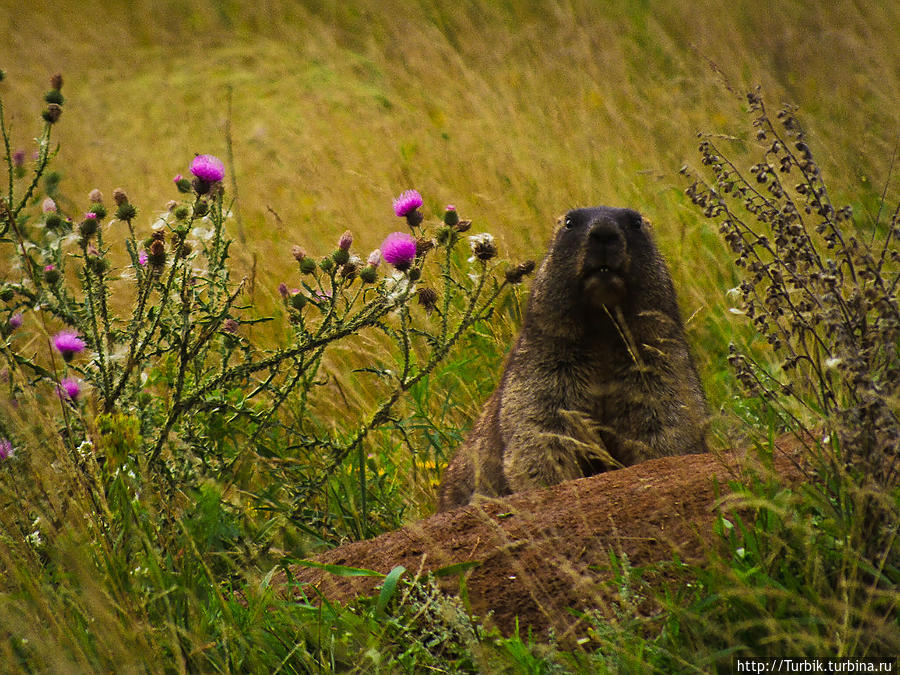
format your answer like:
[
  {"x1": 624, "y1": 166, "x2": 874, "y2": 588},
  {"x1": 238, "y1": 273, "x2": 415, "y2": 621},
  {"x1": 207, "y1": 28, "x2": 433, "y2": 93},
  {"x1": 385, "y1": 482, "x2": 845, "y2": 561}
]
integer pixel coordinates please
[
  {"x1": 527, "y1": 206, "x2": 678, "y2": 336},
  {"x1": 562, "y1": 206, "x2": 642, "y2": 309}
]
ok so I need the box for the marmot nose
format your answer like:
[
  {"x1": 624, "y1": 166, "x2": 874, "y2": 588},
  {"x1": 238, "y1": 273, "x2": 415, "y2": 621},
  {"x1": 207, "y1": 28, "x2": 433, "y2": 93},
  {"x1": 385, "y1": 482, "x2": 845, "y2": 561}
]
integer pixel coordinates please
[{"x1": 588, "y1": 219, "x2": 624, "y2": 248}]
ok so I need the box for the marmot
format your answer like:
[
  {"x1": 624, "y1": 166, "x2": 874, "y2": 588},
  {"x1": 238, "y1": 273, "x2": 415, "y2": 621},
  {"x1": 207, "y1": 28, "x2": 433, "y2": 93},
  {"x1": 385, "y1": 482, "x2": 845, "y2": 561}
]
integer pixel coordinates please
[{"x1": 437, "y1": 206, "x2": 709, "y2": 511}]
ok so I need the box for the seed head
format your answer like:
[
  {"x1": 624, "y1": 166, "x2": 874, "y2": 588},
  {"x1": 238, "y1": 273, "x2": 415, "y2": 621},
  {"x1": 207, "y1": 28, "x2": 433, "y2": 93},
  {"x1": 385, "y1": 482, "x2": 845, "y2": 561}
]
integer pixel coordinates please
[
  {"x1": 469, "y1": 232, "x2": 497, "y2": 261},
  {"x1": 416, "y1": 237, "x2": 435, "y2": 256},
  {"x1": 112, "y1": 188, "x2": 129, "y2": 206},
  {"x1": 417, "y1": 287, "x2": 438, "y2": 312},
  {"x1": 148, "y1": 239, "x2": 166, "y2": 268},
  {"x1": 505, "y1": 260, "x2": 536, "y2": 284},
  {"x1": 42, "y1": 103, "x2": 62, "y2": 124},
  {"x1": 88, "y1": 189, "x2": 103, "y2": 203}
]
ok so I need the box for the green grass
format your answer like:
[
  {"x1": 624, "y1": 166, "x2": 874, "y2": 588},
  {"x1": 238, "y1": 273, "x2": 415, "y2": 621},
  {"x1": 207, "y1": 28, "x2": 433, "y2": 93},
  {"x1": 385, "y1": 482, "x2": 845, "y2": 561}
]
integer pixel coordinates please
[{"x1": 0, "y1": 0, "x2": 898, "y2": 671}]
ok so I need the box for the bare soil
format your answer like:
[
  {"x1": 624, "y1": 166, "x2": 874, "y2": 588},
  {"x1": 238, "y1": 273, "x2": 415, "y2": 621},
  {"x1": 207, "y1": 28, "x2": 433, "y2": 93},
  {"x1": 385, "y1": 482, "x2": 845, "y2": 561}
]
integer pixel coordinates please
[{"x1": 281, "y1": 439, "x2": 807, "y2": 643}]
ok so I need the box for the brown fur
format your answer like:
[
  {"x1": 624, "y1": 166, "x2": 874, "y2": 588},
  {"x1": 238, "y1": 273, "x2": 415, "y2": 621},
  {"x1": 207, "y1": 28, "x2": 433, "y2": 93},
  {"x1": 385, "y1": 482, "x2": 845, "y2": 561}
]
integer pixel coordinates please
[{"x1": 437, "y1": 206, "x2": 709, "y2": 511}]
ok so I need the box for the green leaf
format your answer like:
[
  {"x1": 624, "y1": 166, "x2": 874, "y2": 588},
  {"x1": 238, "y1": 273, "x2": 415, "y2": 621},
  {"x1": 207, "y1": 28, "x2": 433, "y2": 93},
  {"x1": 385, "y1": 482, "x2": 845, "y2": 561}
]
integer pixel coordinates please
[
  {"x1": 292, "y1": 559, "x2": 386, "y2": 578},
  {"x1": 374, "y1": 565, "x2": 406, "y2": 617},
  {"x1": 432, "y1": 561, "x2": 481, "y2": 577}
]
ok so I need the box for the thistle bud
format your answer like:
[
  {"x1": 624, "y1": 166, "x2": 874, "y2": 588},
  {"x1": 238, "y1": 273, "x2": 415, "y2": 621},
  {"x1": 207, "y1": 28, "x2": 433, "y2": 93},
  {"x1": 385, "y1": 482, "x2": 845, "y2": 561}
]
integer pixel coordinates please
[
  {"x1": 193, "y1": 201, "x2": 209, "y2": 218},
  {"x1": 290, "y1": 292, "x2": 307, "y2": 310},
  {"x1": 89, "y1": 203, "x2": 107, "y2": 219},
  {"x1": 116, "y1": 202, "x2": 137, "y2": 222},
  {"x1": 338, "y1": 230, "x2": 353, "y2": 251},
  {"x1": 44, "y1": 264, "x2": 60, "y2": 284},
  {"x1": 44, "y1": 89, "x2": 64, "y2": 105},
  {"x1": 299, "y1": 257, "x2": 317, "y2": 275},
  {"x1": 359, "y1": 265, "x2": 377, "y2": 284},
  {"x1": 78, "y1": 213, "x2": 99, "y2": 238},
  {"x1": 332, "y1": 248, "x2": 350, "y2": 266},
  {"x1": 443, "y1": 205, "x2": 459, "y2": 227},
  {"x1": 319, "y1": 256, "x2": 335, "y2": 273},
  {"x1": 45, "y1": 213, "x2": 63, "y2": 231},
  {"x1": 174, "y1": 175, "x2": 192, "y2": 193}
]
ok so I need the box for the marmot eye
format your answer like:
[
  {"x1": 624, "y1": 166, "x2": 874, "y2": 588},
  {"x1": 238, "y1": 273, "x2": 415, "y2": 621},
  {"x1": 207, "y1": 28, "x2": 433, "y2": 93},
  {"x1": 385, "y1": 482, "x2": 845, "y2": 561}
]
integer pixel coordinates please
[{"x1": 564, "y1": 217, "x2": 573, "y2": 229}]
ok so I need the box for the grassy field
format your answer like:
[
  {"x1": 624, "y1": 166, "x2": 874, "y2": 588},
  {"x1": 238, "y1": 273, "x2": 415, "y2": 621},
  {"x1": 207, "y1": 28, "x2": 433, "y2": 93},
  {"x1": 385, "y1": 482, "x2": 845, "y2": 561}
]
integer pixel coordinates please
[
  {"x1": 0, "y1": 0, "x2": 898, "y2": 671},
  {"x1": 3, "y1": 0, "x2": 898, "y2": 396}
]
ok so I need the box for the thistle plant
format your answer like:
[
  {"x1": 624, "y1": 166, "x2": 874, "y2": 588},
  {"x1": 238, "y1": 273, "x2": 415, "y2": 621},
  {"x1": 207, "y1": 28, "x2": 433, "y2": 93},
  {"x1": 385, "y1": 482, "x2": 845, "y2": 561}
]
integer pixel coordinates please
[{"x1": 0, "y1": 70, "x2": 533, "y2": 591}]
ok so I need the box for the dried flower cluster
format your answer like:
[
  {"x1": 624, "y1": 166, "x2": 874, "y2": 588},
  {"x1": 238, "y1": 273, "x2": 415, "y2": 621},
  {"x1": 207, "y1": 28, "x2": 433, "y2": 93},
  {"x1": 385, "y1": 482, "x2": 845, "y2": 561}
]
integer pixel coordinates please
[{"x1": 684, "y1": 91, "x2": 900, "y2": 486}]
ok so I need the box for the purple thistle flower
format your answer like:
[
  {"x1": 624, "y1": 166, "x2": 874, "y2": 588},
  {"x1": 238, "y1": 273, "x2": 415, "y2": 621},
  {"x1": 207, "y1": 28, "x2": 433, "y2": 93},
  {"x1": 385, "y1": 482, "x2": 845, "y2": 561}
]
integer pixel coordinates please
[
  {"x1": 278, "y1": 282, "x2": 289, "y2": 299},
  {"x1": 12, "y1": 150, "x2": 25, "y2": 168},
  {"x1": 9, "y1": 313, "x2": 23, "y2": 330},
  {"x1": 0, "y1": 438, "x2": 13, "y2": 460},
  {"x1": 42, "y1": 197, "x2": 57, "y2": 213},
  {"x1": 138, "y1": 250, "x2": 148, "y2": 266},
  {"x1": 381, "y1": 232, "x2": 417, "y2": 271},
  {"x1": 190, "y1": 154, "x2": 225, "y2": 182},
  {"x1": 366, "y1": 249, "x2": 382, "y2": 268},
  {"x1": 53, "y1": 330, "x2": 86, "y2": 361},
  {"x1": 392, "y1": 189, "x2": 423, "y2": 218},
  {"x1": 57, "y1": 377, "x2": 81, "y2": 401}
]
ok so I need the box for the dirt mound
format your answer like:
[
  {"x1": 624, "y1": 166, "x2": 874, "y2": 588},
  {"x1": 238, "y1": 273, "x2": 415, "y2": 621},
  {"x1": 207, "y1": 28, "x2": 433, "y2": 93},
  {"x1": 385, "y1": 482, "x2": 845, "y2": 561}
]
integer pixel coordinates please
[{"x1": 283, "y1": 441, "x2": 807, "y2": 642}]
